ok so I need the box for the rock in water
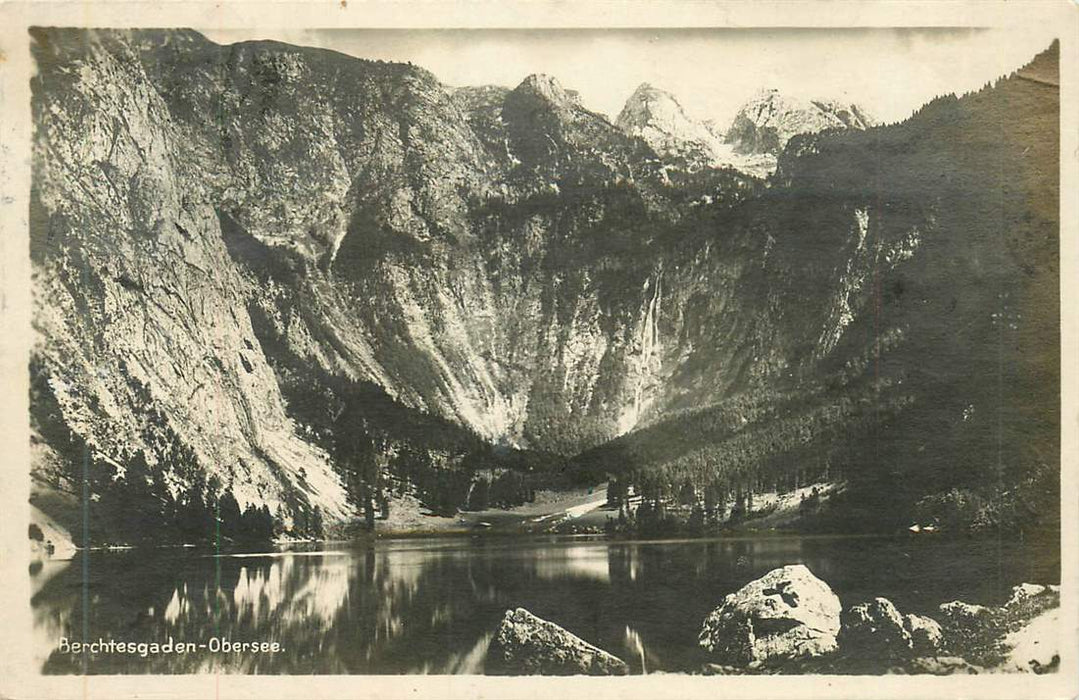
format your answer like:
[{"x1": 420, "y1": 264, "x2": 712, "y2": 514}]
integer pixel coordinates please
[
  {"x1": 842, "y1": 597, "x2": 912, "y2": 656},
  {"x1": 904, "y1": 614, "x2": 944, "y2": 655},
  {"x1": 1005, "y1": 583, "x2": 1048, "y2": 608},
  {"x1": 937, "y1": 600, "x2": 992, "y2": 630},
  {"x1": 487, "y1": 608, "x2": 629, "y2": 675},
  {"x1": 698, "y1": 564, "x2": 842, "y2": 666},
  {"x1": 842, "y1": 598, "x2": 945, "y2": 658}
]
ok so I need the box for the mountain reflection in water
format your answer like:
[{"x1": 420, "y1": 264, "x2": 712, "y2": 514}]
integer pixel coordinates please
[{"x1": 31, "y1": 535, "x2": 1057, "y2": 674}]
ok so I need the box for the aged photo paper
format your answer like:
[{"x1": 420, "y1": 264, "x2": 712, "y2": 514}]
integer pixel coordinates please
[{"x1": 0, "y1": 1, "x2": 1076, "y2": 698}]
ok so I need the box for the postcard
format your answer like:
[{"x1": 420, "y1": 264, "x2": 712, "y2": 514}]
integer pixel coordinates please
[{"x1": 0, "y1": 2, "x2": 1075, "y2": 698}]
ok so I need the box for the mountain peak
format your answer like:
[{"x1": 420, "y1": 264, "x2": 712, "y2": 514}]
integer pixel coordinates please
[
  {"x1": 619, "y1": 83, "x2": 683, "y2": 117},
  {"x1": 514, "y1": 73, "x2": 578, "y2": 107},
  {"x1": 726, "y1": 90, "x2": 873, "y2": 155},
  {"x1": 616, "y1": 82, "x2": 702, "y2": 142},
  {"x1": 614, "y1": 82, "x2": 781, "y2": 176},
  {"x1": 627, "y1": 82, "x2": 664, "y2": 98}
]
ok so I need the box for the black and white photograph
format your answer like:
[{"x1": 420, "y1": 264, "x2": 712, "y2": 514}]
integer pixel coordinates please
[{"x1": 1, "y1": 1, "x2": 1076, "y2": 697}]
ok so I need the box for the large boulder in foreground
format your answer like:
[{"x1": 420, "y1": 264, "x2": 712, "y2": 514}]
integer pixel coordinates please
[
  {"x1": 842, "y1": 598, "x2": 911, "y2": 656},
  {"x1": 905, "y1": 613, "x2": 944, "y2": 655},
  {"x1": 698, "y1": 564, "x2": 842, "y2": 666},
  {"x1": 841, "y1": 597, "x2": 943, "y2": 658},
  {"x1": 486, "y1": 608, "x2": 629, "y2": 675}
]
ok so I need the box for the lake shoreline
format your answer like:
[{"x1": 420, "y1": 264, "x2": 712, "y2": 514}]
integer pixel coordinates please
[
  {"x1": 34, "y1": 527, "x2": 1053, "y2": 560},
  {"x1": 31, "y1": 533, "x2": 1059, "y2": 675}
]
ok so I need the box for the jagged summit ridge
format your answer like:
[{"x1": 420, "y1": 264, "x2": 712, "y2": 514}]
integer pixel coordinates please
[
  {"x1": 614, "y1": 81, "x2": 769, "y2": 176},
  {"x1": 612, "y1": 81, "x2": 871, "y2": 178},
  {"x1": 725, "y1": 88, "x2": 874, "y2": 155}
]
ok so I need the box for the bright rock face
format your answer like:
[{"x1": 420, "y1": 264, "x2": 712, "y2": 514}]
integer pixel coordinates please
[
  {"x1": 698, "y1": 565, "x2": 843, "y2": 666},
  {"x1": 1005, "y1": 583, "x2": 1049, "y2": 608},
  {"x1": 904, "y1": 613, "x2": 945, "y2": 655},
  {"x1": 938, "y1": 601, "x2": 992, "y2": 623},
  {"x1": 614, "y1": 83, "x2": 872, "y2": 178},
  {"x1": 615, "y1": 83, "x2": 778, "y2": 177},
  {"x1": 487, "y1": 608, "x2": 629, "y2": 675},
  {"x1": 30, "y1": 30, "x2": 789, "y2": 483},
  {"x1": 30, "y1": 30, "x2": 353, "y2": 522},
  {"x1": 616, "y1": 83, "x2": 726, "y2": 166},
  {"x1": 726, "y1": 89, "x2": 874, "y2": 156}
]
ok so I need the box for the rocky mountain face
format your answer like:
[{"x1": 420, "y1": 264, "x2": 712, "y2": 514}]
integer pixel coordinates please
[
  {"x1": 30, "y1": 30, "x2": 353, "y2": 533},
  {"x1": 726, "y1": 89, "x2": 873, "y2": 156},
  {"x1": 615, "y1": 83, "x2": 727, "y2": 169},
  {"x1": 29, "y1": 29, "x2": 1059, "y2": 540},
  {"x1": 613, "y1": 83, "x2": 871, "y2": 178}
]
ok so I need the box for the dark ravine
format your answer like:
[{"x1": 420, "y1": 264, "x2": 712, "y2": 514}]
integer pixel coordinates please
[{"x1": 29, "y1": 29, "x2": 1059, "y2": 546}]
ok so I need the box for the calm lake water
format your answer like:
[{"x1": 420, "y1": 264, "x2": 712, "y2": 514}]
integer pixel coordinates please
[{"x1": 31, "y1": 534, "x2": 1058, "y2": 674}]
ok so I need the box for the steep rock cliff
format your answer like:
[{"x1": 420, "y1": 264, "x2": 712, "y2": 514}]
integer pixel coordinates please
[
  {"x1": 30, "y1": 31, "x2": 351, "y2": 530},
  {"x1": 29, "y1": 29, "x2": 1059, "y2": 538}
]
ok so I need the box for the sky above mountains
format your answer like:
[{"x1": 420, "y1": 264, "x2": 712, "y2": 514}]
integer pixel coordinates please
[{"x1": 203, "y1": 26, "x2": 1056, "y2": 130}]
